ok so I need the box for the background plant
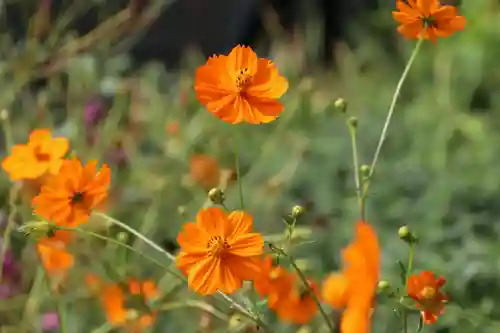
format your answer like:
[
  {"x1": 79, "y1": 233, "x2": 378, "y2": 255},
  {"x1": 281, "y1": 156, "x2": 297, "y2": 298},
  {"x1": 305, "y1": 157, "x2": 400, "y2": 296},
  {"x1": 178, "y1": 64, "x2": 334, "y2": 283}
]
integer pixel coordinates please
[{"x1": 0, "y1": 0, "x2": 499, "y2": 332}]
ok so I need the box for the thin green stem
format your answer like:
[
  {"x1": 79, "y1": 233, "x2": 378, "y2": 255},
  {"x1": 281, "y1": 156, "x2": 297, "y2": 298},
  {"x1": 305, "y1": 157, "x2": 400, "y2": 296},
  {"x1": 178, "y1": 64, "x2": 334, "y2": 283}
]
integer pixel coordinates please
[
  {"x1": 93, "y1": 212, "x2": 270, "y2": 332},
  {"x1": 406, "y1": 245, "x2": 415, "y2": 279},
  {"x1": 402, "y1": 314, "x2": 408, "y2": 333},
  {"x1": 402, "y1": 244, "x2": 415, "y2": 333},
  {"x1": 21, "y1": 267, "x2": 44, "y2": 331},
  {"x1": 55, "y1": 292, "x2": 68, "y2": 333},
  {"x1": 347, "y1": 121, "x2": 364, "y2": 220},
  {"x1": 232, "y1": 133, "x2": 245, "y2": 210},
  {"x1": 160, "y1": 300, "x2": 229, "y2": 321},
  {"x1": 59, "y1": 226, "x2": 182, "y2": 278},
  {"x1": 0, "y1": 111, "x2": 17, "y2": 285},
  {"x1": 363, "y1": 39, "x2": 424, "y2": 199},
  {"x1": 270, "y1": 245, "x2": 335, "y2": 333}
]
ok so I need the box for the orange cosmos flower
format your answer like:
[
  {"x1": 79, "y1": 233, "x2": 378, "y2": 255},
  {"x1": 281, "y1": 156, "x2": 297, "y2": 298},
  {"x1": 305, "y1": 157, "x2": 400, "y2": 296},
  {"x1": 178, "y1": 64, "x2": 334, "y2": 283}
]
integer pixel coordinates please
[
  {"x1": 36, "y1": 241, "x2": 74, "y2": 276},
  {"x1": 32, "y1": 157, "x2": 111, "y2": 227},
  {"x1": 322, "y1": 220, "x2": 380, "y2": 333},
  {"x1": 194, "y1": 45, "x2": 289, "y2": 124},
  {"x1": 407, "y1": 271, "x2": 448, "y2": 324},
  {"x1": 273, "y1": 276, "x2": 320, "y2": 325},
  {"x1": 189, "y1": 154, "x2": 221, "y2": 189},
  {"x1": 176, "y1": 207, "x2": 264, "y2": 295},
  {"x1": 87, "y1": 276, "x2": 158, "y2": 331},
  {"x1": 254, "y1": 256, "x2": 286, "y2": 298},
  {"x1": 392, "y1": 0, "x2": 466, "y2": 42},
  {"x1": 253, "y1": 257, "x2": 318, "y2": 324},
  {"x1": 2, "y1": 129, "x2": 69, "y2": 181}
]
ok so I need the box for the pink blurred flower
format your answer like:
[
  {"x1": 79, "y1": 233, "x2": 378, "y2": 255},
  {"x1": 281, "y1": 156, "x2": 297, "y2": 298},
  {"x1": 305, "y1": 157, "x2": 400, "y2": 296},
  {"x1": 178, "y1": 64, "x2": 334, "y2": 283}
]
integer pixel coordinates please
[{"x1": 42, "y1": 312, "x2": 59, "y2": 331}]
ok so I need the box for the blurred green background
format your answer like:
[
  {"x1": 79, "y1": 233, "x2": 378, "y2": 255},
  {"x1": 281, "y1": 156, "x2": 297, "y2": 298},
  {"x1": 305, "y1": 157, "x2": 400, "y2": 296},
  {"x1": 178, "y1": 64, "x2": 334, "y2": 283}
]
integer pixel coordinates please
[{"x1": 1, "y1": 0, "x2": 500, "y2": 332}]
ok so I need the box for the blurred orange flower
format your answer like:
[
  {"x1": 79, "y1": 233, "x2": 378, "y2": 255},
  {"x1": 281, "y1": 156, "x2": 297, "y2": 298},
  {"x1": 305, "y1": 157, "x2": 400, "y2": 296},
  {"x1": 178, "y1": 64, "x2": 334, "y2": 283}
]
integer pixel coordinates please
[
  {"x1": 176, "y1": 207, "x2": 264, "y2": 295},
  {"x1": 392, "y1": 0, "x2": 466, "y2": 42},
  {"x1": 407, "y1": 271, "x2": 448, "y2": 324},
  {"x1": 86, "y1": 276, "x2": 158, "y2": 331},
  {"x1": 254, "y1": 256, "x2": 285, "y2": 297},
  {"x1": 189, "y1": 154, "x2": 221, "y2": 189},
  {"x1": 165, "y1": 121, "x2": 180, "y2": 136},
  {"x1": 194, "y1": 45, "x2": 288, "y2": 124},
  {"x1": 322, "y1": 220, "x2": 380, "y2": 333},
  {"x1": 2, "y1": 129, "x2": 69, "y2": 180},
  {"x1": 254, "y1": 257, "x2": 318, "y2": 324},
  {"x1": 274, "y1": 277, "x2": 319, "y2": 325},
  {"x1": 32, "y1": 157, "x2": 111, "y2": 227},
  {"x1": 36, "y1": 241, "x2": 74, "y2": 276}
]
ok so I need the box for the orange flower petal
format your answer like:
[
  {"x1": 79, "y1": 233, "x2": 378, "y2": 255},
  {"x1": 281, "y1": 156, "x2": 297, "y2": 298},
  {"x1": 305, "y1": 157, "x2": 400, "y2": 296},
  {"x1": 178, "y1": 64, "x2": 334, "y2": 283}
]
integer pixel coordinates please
[
  {"x1": 227, "y1": 45, "x2": 259, "y2": 78},
  {"x1": 187, "y1": 257, "x2": 221, "y2": 295},
  {"x1": 226, "y1": 255, "x2": 262, "y2": 281},
  {"x1": 228, "y1": 233, "x2": 264, "y2": 257},
  {"x1": 196, "y1": 207, "x2": 226, "y2": 236},
  {"x1": 28, "y1": 129, "x2": 52, "y2": 144},
  {"x1": 322, "y1": 273, "x2": 350, "y2": 309},
  {"x1": 225, "y1": 211, "x2": 253, "y2": 238}
]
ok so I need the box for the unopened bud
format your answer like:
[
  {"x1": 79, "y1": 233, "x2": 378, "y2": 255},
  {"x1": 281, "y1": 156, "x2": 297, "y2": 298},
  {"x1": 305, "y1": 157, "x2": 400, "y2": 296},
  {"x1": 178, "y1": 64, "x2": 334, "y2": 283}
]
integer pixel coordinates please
[
  {"x1": 291, "y1": 205, "x2": 306, "y2": 219},
  {"x1": 334, "y1": 98, "x2": 347, "y2": 113},
  {"x1": 208, "y1": 188, "x2": 225, "y2": 205},
  {"x1": 398, "y1": 225, "x2": 418, "y2": 244},
  {"x1": 347, "y1": 116, "x2": 358, "y2": 129},
  {"x1": 378, "y1": 280, "x2": 391, "y2": 292},
  {"x1": 18, "y1": 221, "x2": 56, "y2": 240},
  {"x1": 116, "y1": 232, "x2": 128, "y2": 243},
  {"x1": 360, "y1": 165, "x2": 371, "y2": 182},
  {"x1": 177, "y1": 205, "x2": 187, "y2": 217}
]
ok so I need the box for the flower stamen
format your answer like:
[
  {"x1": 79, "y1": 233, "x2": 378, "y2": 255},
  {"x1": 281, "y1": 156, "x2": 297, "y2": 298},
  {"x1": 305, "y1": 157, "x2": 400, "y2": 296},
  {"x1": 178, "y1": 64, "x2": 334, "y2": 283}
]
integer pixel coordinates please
[
  {"x1": 206, "y1": 235, "x2": 230, "y2": 257},
  {"x1": 70, "y1": 192, "x2": 85, "y2": 205},
  {"x1": 420, "y1": 286, "x2": 436, "y2": 299},
  {"x1": 422, "y1": 16, "x2": 437, "y2": 27},
  {"x1": 235, "y1": 68, "x2": 252, "y2": 91}
]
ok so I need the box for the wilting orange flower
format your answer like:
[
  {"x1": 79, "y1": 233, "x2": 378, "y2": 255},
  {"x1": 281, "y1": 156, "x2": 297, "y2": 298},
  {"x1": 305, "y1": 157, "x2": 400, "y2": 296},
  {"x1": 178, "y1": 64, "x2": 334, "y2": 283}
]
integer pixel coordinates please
[
  {"x1": 194, "y1": 45, "x2": 288, "y2": 124},
  {"x1": 392, "y1": 0, "x2": 466, "y2": 42},
  {"x1": 189, "y1": 154, "x2": 221, "y2": 189},
  {"x1": 32, "y1": 157, "x2": 111, "y2": 226},
  {"x1": 176, "y1": 207, "x2": 264, "y2": 295},
  {"x1": 2, "y1": 129, "x2": 69, "y2": 180},
  {"x1": 322, "y1": 220, "x2": 380, "y2": 333},
  {"x1": 87, "y1": 276, "x2": 158, "y2": 331},
  {"x1": 407, "y1": 271, "x2": 448, "y2": 324}
]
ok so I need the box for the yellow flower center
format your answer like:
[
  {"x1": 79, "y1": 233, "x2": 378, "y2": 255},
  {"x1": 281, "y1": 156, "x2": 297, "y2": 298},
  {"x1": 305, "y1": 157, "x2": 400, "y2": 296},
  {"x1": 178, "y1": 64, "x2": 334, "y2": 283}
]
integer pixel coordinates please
[
  {"x1": 235, "y1": 68, "x2": 252, "y2": 91},
  {"x1": 420, "y1": 286, "x2": 436, "y2": 299},
  {"x1": 207, "y1": 236, "x2": 230, "y2": 257}
]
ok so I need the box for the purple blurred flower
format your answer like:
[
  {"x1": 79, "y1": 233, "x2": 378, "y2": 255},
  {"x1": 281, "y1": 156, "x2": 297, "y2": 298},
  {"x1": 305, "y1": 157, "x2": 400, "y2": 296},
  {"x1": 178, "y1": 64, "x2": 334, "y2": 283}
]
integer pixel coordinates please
[
  {"x1": 42, "y1": 312, "x2": 59, "y2": 331},
  {"x1": 83, "y1": 97, "x2": 107, "y2": 127},
  {"x1": 0, "y1": 249, "x2": 21, "y2": 299}
]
